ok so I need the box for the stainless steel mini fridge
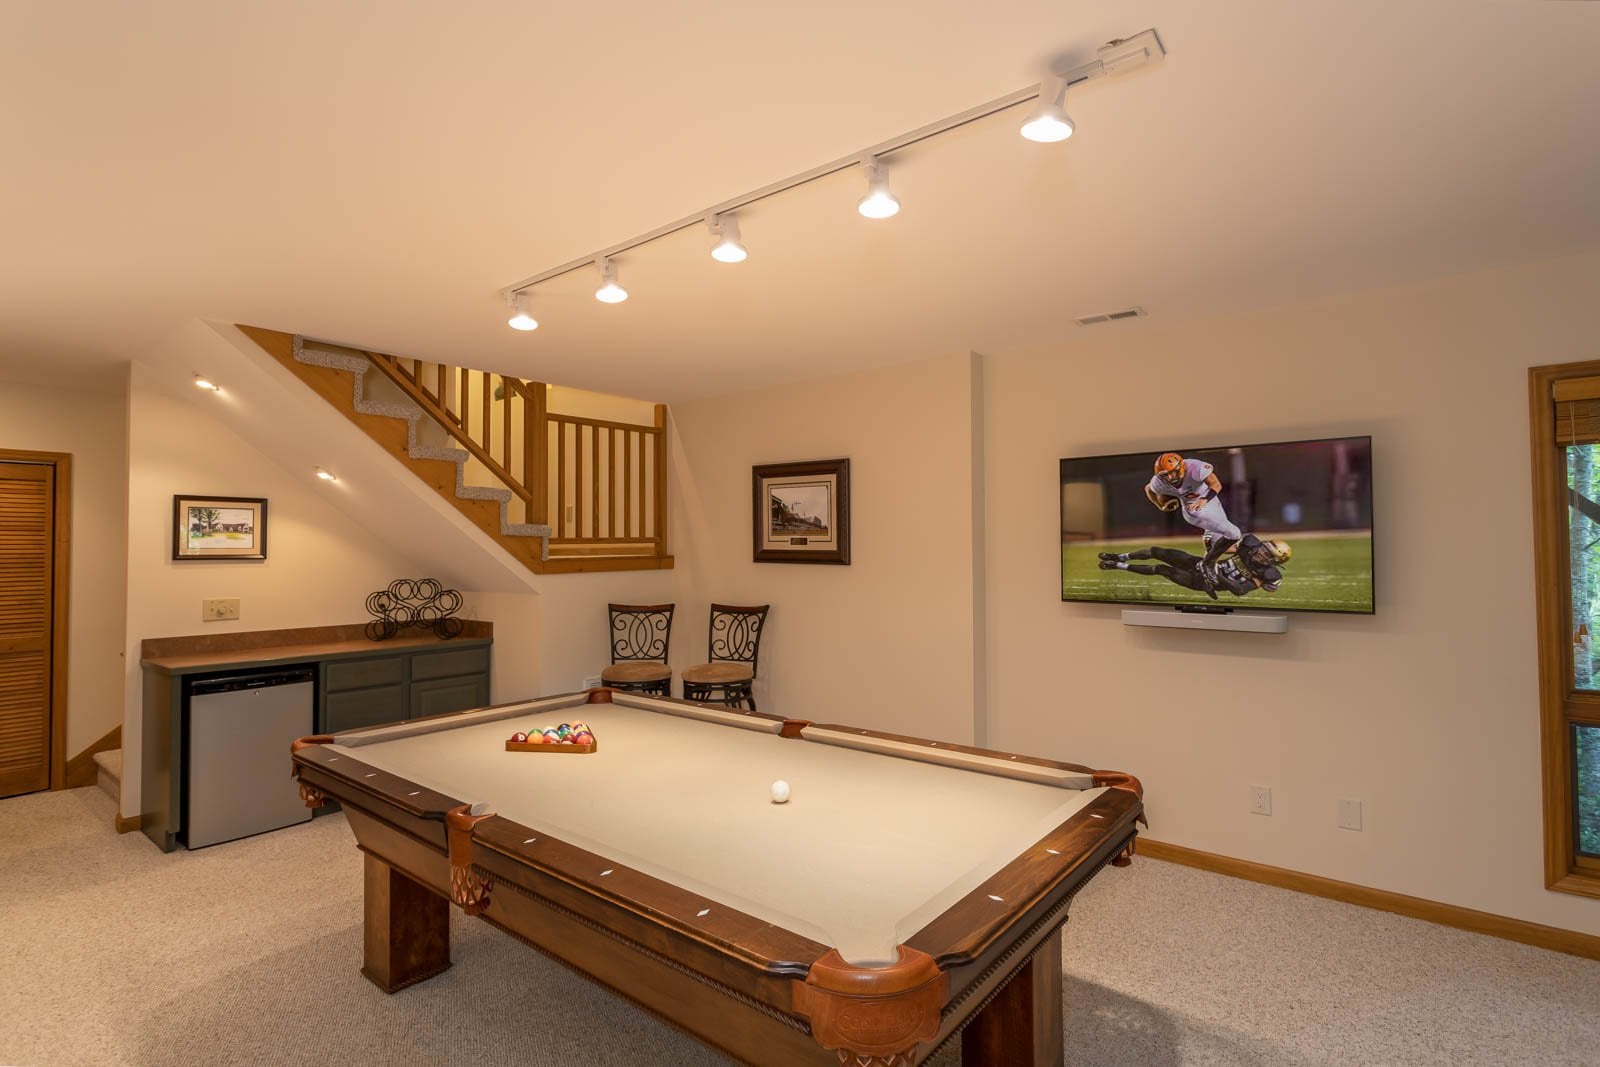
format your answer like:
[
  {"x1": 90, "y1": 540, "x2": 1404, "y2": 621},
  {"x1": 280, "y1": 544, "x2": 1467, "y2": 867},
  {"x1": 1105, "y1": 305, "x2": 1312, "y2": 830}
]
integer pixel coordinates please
[{"x1": 185, "y1": 667, "x2": 315, "y2": 848}]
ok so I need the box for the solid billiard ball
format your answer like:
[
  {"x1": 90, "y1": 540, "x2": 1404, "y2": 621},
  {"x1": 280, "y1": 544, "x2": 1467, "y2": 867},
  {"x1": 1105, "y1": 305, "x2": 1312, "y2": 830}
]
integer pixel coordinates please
[{"x1": 770, "y1": 780, "x2": 791, "y2": 804}]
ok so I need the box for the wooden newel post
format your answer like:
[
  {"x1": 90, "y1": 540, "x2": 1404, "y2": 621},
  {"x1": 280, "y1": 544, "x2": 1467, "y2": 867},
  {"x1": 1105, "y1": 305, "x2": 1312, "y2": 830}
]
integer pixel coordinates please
[{"x1": 528, "y1": 381, "x2": 549, "y2": 527}]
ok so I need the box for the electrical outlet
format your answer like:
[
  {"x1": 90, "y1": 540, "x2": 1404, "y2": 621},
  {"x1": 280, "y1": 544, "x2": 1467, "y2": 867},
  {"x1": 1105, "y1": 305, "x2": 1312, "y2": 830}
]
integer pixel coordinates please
[
  {"x1": 582, "y1": 676, "x2": 602, "y2": 690},
  {"x1": 1250, "y1": 785, "x2": 1272, "y2": 816},
  {"x1": 202, "y1": 598, "x2": 240, "y2": 622},
  {"x1": 1338, "y1": 798, "x2": 1363, "y2": 831}
]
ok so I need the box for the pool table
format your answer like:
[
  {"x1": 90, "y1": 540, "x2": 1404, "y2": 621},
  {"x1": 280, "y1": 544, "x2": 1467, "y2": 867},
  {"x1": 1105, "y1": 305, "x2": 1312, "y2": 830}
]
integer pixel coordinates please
[{"x1": 290, "y1": 689, "x2": 1143, "y2": 1066}]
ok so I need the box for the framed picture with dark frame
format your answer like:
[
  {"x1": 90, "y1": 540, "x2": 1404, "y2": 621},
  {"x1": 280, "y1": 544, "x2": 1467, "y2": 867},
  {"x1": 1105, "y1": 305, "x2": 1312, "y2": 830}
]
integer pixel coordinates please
[
  {"x1": 172, "y1": 495, "x2": 268, "y2": 561},
  {"x1": 752, "y1": 458, "x2": 850, "y2": 565}
]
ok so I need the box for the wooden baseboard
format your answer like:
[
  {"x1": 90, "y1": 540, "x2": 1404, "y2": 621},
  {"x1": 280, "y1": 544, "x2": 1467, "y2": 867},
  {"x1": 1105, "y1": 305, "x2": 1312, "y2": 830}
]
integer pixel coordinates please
[
  {"x1": 64, "y1": 725, "x2": 121, "y2": 789},
  {"x1": 114, "y1": 813, "x2": 142, "y2": 834},
  {"x1": 1139, "y1": 839, "x2": 1600, "y2": 961}
]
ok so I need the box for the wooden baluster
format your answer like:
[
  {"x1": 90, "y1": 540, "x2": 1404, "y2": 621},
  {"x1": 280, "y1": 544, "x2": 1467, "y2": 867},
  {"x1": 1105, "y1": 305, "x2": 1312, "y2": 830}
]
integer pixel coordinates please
[
  {"x1": 480, "y1": 370, "x2": 490, "y2": 458},
  {"x1": 592, "y1": 425, "x2": 601, "y2": 541},
  {"x1": 653, "y1": 405, "x2": 667, "y2": 552},
  {"x1": 435, "y1": 363, "x2": 445, "y2": 408},
  {"x1": 501, "y1": 378, "x2": 512, "y2": 473},
  {"x1": 623, "y1": 429, "x2": 633, "y2": 539},
  {"x1": 573, "y1": 422, "x2": 583, "y2": 539},
  {"x1": 557, "y1": 418, "x2": 567, "y2": 539}
]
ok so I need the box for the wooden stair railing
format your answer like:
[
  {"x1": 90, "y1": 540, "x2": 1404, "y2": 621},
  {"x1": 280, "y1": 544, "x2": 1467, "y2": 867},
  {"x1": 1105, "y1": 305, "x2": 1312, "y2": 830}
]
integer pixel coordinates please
[{"x1": 362, "y1": 350, "x2": 668, "y2": 557}]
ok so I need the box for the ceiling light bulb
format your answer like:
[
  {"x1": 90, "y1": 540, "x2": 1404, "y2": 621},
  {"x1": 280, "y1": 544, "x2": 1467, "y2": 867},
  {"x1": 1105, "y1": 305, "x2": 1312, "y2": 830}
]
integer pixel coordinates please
[
  {"x1": 506, "y1": 291, "x2": 538, "y2": 331},
  {"x1": 857, "y1": 159, "x2": 900, "y2": 219},
  {"x1": 315, "y1": 467, "x2": 337, "y2": 482},
  {"x1": 708, "y1": 214, "x2": 748, "y2": 263},
  {"x1": 594, "y1": 257, "x2": 629, "y2": 303},
  {"x1": 194, "y1": 375, "x2": 219, "y2": 391},
  {"x1": 1021, "y1": 77, "x2": 1074, "y2": 142}
]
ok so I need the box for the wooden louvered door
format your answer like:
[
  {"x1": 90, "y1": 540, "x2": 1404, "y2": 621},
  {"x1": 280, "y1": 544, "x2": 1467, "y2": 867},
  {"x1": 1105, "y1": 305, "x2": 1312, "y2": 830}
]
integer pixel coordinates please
[{"x1": 0, "y1": 461, "x2": 55, "y2": 797}]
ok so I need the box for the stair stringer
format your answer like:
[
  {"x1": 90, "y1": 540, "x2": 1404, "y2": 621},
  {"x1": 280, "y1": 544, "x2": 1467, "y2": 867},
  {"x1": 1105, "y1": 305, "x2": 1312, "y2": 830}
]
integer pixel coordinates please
[{"x1": 290, "y1": 336, "x2": 552, "y2": 552}]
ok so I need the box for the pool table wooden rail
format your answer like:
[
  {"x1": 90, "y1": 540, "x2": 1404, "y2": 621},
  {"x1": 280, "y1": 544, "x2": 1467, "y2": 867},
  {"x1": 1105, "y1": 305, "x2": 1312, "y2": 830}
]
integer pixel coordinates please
[{"x1": 290, "y1": 689, "x2": 1144, "y2": 1065}]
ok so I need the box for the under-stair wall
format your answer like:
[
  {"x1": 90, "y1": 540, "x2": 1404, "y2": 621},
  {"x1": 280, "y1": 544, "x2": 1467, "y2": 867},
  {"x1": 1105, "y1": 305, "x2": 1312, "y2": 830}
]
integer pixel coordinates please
[{"x1": 240, "y1": 326, "x2": 673, "y2": 575}]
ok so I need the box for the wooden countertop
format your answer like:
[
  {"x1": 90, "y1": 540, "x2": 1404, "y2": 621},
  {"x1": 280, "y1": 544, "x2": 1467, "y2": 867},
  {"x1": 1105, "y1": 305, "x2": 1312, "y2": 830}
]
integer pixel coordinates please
[{"x1": 140, "y1": 621, "x2": 493, "y2": 675}]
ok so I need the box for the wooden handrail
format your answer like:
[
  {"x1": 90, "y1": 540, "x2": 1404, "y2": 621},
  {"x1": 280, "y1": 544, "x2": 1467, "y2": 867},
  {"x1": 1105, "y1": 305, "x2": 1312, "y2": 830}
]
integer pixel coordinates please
[
  {"x1": 362, "y1": 352, "x2": 534, "y2": 506},
  {"x1": 352, "y1": 347, "x2": 665, "y2": 555}
]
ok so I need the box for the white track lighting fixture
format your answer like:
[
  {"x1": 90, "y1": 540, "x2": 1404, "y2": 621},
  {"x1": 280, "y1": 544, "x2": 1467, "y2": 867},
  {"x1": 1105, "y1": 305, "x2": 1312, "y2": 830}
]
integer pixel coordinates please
[
  {"x1": 506, "y1": 291, "x2": 538, "y2": 331},
  {"x1": 498, "y1": 29, "x2": 1163, "y2": 326},
  {"x1": 194, "y1": 375, "x2": 220, "y2": 391},
  {"x1": 709, "y1": 214, "x2": 748, "y2": 263},
  {"x1": 315, "y1": 467, "x2": 338, "y2": 482},
  {"x1": 594, "y1": 257, "x2": 629, "y2": 303},
  {"x1": 1020, "y1": 73, "x2": 1074, "y2": 142},
  {"x1": 856, "y1": 158, "x2": 900, "y2": 219}
]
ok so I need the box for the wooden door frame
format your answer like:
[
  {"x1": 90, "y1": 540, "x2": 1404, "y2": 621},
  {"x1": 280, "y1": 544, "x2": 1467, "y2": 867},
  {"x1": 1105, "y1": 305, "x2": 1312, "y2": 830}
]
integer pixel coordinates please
[{"x1": 0, "y1": 448, "x2": 71, "y2": 791}]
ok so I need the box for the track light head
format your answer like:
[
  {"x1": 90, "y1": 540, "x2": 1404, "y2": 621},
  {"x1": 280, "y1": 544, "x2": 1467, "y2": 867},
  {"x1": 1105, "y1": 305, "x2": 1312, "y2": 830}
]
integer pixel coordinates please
[
  {"x1": 506, "y1": 291, "x2": 538, "y2": 331},
  {"x1": 594, "y1": 257, "x2": 629, "y2": 303},
  {"x1": 856, "y1": 159, "x2": 900, "y2": 219},
  {"x1": 708, "y1": 214, "x2": 748, "y2": 263},
  {"x1": 193, "y1": 375, "x2": 220, "y2": 392},
  {"x1": 315, "y1": 467, "x2": 338, "y2": 482},
  {"x1": 1021, "y1": 75, "x2": 1074, "y2": 142}
]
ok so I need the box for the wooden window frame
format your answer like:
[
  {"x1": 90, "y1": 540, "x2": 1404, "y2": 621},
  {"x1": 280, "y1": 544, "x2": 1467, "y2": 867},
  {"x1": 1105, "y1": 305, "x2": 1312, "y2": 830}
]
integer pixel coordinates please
[
  {"x1": 0, "y1": 448, "x2": 72, "y2": 791},
  {"x1": 1529, "y1": 361, "x2": 1600, "y2": 897}
]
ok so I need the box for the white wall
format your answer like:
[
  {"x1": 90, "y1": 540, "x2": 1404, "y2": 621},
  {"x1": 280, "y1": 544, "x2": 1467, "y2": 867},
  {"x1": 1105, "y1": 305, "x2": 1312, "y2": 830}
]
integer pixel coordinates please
[
  {"x1": 122, "y1": 363, "x2": 427, "y2": 816},
  {"x1": 0, "y1": 379, "x2": 128, "y2": 757},
  {"x1": 668, "y1": 353, "x2": 979, "y2": 741},
  {"x1": 984, "y1": 250, "x2": 1600, "y2": 936}
]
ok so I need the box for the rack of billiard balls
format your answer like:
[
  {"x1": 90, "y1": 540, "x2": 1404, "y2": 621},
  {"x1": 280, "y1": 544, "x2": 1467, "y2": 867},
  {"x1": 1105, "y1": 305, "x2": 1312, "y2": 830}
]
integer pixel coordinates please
[{"x1": 505, "y1": 720, "x2": 597, "y2": 753}]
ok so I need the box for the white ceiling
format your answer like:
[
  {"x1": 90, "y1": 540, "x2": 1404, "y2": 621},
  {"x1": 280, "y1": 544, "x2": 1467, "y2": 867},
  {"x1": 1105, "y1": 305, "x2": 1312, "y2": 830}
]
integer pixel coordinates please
[{"x1": 3, "y1": 1, "x2": 1598, "y2": 400}]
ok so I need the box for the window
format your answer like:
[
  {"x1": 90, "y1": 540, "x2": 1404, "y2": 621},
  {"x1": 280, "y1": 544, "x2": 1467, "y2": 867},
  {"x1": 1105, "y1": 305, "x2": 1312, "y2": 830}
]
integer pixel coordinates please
[{"x1": 1531, "y1": 362, "x2": 1600, "y2": 896}]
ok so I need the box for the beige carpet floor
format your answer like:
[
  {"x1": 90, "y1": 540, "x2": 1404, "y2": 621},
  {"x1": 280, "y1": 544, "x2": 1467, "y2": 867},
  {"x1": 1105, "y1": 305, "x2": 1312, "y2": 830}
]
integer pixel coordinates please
[{"x1": 2, "y1": 787, "x2": 1597, "y2": 1066}]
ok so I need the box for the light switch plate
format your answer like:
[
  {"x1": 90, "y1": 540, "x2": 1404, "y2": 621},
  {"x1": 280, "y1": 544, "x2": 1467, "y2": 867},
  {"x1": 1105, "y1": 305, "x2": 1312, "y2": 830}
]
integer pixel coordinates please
[{"x1": 202, "y1": 597, "x2": 240, "y2": 621}]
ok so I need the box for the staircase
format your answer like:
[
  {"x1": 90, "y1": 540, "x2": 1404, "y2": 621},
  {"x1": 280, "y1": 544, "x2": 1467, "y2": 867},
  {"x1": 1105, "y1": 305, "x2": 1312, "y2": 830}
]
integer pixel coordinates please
[{"x1": 238, "y1": 326, "x2": 672, "y2": 575}]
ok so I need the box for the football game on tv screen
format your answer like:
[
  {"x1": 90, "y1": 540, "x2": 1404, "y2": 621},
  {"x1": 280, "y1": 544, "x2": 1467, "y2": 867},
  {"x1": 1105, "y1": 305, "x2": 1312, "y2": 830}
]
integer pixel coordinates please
[{"x1": 1060, "y1": 436, "x2": 1374, "y2": 615}]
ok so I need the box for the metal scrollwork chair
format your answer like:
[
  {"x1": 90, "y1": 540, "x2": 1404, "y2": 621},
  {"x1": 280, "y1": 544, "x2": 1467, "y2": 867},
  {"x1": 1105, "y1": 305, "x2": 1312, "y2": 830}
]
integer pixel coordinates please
[
  {"x1": 599, "y1": 603, "x2": 675, "y2": 697},
  {"x1": 681, "y1": 604, "x2": 770, "y2": 710}
]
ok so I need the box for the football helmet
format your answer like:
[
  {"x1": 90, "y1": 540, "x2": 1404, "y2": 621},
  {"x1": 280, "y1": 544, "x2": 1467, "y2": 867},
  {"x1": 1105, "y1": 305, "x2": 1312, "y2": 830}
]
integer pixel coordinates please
[
  {"x1": 1154, "y1": 452, "x2": 1184, "y2": 485},
  {"x1": 1264, "y1": 539, "x2": 1292, "y2": 564}
]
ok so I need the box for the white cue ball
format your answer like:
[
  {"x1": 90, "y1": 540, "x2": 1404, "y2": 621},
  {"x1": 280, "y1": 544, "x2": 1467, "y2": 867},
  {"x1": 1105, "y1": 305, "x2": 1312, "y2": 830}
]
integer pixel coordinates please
[{"x1": 770, "y1": 780, "x2": 791, "y2": 804}]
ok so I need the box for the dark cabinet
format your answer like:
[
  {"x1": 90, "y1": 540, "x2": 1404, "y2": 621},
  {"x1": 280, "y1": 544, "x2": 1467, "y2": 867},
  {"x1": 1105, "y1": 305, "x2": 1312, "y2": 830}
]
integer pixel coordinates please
[{"x1": 318, "y1": 641, "x2": 492, "y2": 733}]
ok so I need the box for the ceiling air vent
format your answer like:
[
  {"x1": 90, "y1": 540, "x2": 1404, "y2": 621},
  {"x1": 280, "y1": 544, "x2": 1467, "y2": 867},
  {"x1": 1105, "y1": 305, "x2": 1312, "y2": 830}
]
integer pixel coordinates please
[{"x1": 1074, "y1": 307, "x2": 1146, "y2": 326}]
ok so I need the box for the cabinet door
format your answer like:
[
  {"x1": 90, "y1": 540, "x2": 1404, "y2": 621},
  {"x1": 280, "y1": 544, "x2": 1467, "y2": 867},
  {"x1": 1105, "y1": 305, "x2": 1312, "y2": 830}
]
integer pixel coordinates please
[
  {"x1": 410, "y1": 675, "x2": 488, "y2": 719},
  {"x1": 324, "y1": 686, "x2": 407, "y2": 733}
]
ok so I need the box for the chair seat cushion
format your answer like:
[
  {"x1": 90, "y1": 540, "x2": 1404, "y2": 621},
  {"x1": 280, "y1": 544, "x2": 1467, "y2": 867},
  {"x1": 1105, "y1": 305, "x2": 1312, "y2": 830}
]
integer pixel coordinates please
[
  {"x1": 602, "y1": 661, "x2": 671, "y2": 683},
  {"x1": 681, "y1": 662, "x2": 753, "y2": 685}
]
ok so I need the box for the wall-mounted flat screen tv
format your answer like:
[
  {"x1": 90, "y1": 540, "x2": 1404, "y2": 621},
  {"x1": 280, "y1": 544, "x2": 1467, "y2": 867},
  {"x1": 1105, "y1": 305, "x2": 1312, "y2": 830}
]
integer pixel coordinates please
[{"x1": 1061, "y1": 436, "x2": 1374, "y2": 614}]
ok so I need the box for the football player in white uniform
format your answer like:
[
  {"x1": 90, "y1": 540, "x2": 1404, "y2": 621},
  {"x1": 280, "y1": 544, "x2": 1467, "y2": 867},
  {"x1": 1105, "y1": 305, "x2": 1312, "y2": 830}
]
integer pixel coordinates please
[{"x1": 1146, "y1": 452, "x2": 1241, "y2": 585}]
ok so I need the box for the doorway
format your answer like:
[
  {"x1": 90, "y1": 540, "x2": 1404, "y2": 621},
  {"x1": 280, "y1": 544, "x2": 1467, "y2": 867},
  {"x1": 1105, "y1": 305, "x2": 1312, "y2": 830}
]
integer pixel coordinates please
[{"x1": 0, "y1": 450, "x2": 70, "y2": 797}]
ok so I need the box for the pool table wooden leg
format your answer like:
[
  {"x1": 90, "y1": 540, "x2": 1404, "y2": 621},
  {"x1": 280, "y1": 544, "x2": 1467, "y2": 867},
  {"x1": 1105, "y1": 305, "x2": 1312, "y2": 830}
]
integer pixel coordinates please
[
  {"x1": 959, "y1": 925, "x2": 1064, "y2": 1067},
  {"x1": 361, "y1": 853, "x2": 451, "y2": 993}
]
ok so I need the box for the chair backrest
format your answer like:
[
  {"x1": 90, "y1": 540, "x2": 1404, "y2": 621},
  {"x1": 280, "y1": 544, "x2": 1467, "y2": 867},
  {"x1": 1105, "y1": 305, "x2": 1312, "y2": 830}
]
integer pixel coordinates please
[
  {"x1": 608, "y1": 603, "x2": 675, "y2": 664},
  {"x1": 707, "y1": 604, "x2": 770, "y2": 674}
]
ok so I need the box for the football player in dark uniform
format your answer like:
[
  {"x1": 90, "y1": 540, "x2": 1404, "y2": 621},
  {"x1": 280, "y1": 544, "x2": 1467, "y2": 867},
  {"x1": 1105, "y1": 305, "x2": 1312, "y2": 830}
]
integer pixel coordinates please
[{"x1": 1097, "y1": 534, "x2": 1292, "y2": 601}]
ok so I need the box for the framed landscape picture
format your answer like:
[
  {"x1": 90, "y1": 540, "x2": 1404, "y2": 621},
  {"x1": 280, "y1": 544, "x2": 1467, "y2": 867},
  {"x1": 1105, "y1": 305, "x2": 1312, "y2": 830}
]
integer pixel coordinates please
[
  {"x1": 173, "y1": 495, "x2": 268, "y2": 561},
  {"x1": 752, "y1": 458, "x2": 850, "y2": 565}
]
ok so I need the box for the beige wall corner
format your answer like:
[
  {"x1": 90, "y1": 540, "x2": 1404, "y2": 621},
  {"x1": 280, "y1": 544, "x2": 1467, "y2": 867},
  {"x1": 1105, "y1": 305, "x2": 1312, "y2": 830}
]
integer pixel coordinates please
[{"x1": 668, "y1": 352, "x2": 980, "y2": 742}]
